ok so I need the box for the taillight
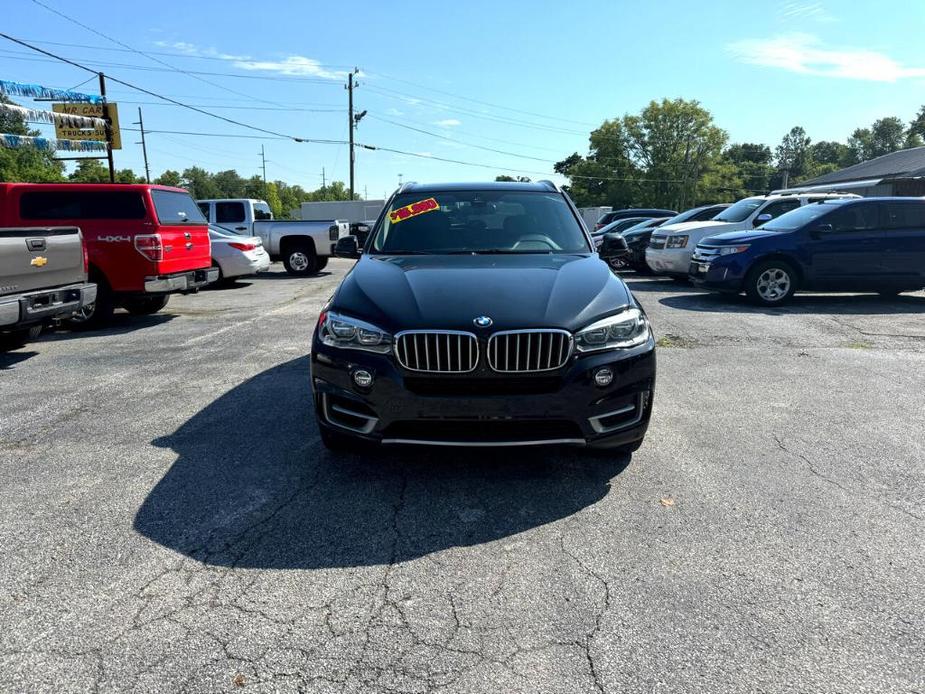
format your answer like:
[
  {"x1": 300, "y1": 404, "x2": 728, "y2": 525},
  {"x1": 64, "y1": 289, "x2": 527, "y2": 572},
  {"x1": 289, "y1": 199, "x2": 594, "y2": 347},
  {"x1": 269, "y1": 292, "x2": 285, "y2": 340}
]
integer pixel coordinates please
[
  {"x1": 82, "y1": 242, "x2": 89, "y2": 273},
  {"x1": 228, "y1": 242, "x2": 257, "y2": 251},
  {"x1": 134, "y1": 234, "x2": 163, "y2": 262}
]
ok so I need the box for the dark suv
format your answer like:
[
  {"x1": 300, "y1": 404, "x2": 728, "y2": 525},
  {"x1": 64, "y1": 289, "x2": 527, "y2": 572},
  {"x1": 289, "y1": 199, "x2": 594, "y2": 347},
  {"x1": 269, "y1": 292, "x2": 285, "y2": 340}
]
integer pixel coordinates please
[
  {"x1": 312, "y1": 181, "x2": 656, "y2": 451},
  {"x1": 690, "y1": 197, "x2": 925, "y2": 305}
]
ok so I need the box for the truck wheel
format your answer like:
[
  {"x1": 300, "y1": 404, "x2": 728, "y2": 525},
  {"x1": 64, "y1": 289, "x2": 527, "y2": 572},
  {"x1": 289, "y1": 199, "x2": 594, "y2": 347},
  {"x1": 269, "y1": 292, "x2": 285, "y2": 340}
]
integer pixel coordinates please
[
  {"x1": 316, "y1": 256, "x2": 329, "y2": 272},
  {"x1": 123, "y1": 295, "x2": 170, "y2": 316},
  {"x1": 66, "y1": 278, "x2": 114, "y2": 329},
  {"x1": 0, "y1": 325, "x2": 42, "y2": 351},
  {"x1": 283, "y1": 243, "x2": 319, "y2": 276},
  {"x1": 745, "y1": 260, "x2": 797, "y2": 306}
]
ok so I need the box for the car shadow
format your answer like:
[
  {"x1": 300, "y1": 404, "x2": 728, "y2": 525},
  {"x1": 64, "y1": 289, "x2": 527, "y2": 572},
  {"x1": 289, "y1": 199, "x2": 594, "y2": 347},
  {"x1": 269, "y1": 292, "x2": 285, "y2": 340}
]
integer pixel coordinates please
[
  {"x1": 0, "y1": 350, "x2": 39, "y2": 369},
  {"x1": 41, "y1": 313, "x2": 176, "y2": 342},
  {"x1": 249, "y1": 270, "x2": 334, "y2": 281},
  {"x1": 658, "y1": 291, "x2": 925, "y2": 316},
  {"x1": 133, "y1": 356, "x2": 630, "y2": 570},
  {"x1": 204, "y1": 280, "x2": 254, "y2": 291}
]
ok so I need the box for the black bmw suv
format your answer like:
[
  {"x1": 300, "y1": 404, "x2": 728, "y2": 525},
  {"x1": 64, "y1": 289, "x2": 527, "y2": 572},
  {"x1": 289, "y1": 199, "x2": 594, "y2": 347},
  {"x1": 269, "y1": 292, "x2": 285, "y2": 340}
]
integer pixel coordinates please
[{"x1": 311, "y1": 181, "x2": 656, "y2": 451}]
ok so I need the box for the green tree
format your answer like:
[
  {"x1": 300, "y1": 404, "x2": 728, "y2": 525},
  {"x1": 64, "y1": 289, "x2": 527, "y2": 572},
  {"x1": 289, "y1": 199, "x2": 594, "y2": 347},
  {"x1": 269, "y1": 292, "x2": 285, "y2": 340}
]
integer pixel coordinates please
[
  {"x1": 180, "y1": 166, "x2": 221, "y2": 199},
  {"x1": 154, "y1": 169, "x2": 182, "y2": 187},
  {"x1": 725, "y1": 143, "x2": 773, "y2": 194},
  {"x1": 494, "y1": 175, "x2": 531, "y2": 182},
  {"x1": 869, "y1": 117, "x2": 905, "y2": 157},
  {"x1": 115, "y1": 168, "x2": 142, "y2": 184},
  {"x1": 211, "y1": 169, "x2": 247, "y2": 198},
  {"x1": 69, "y1": 158, "x2": 110, "y2": 183},
  {"x1": 775, "y1": 126, "x2": 811, "y2": 181},
  {"x1": 0, "y1": 95, "x2": 65, "y2": 183}
]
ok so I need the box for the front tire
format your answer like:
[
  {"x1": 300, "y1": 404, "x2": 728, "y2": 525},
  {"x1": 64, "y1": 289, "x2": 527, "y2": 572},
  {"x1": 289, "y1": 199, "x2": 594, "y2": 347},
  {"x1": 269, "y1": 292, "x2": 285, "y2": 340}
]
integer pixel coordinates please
[
  {"x1": 123, "y1": 295, "x2": 170, "y2": 316},
  {"x1": 283, "y1": 242, "x2": 319, "y2": 276},
  {"x1": 319, "y1": 425, "x2": 366, "y2": 452},
  {"x1": 745, "y1": 260, "x2": 798, "y2": 306}
]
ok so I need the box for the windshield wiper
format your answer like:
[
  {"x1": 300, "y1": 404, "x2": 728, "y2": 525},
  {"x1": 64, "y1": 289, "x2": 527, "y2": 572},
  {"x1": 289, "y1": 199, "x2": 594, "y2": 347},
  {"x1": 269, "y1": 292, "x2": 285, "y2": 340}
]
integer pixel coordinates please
[
  {"x1": 472, "y1": 248, "x2": 553, "y2": 254},
  {"x1": 375, "y1": 250, "x2": 434, "y2": 255}
]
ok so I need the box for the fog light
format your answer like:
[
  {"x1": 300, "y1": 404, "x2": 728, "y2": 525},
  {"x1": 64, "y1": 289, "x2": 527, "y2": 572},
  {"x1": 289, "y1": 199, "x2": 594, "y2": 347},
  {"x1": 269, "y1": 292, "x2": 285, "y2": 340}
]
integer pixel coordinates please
[
  {"x1": 594, "y1": 367, "x2": 614, "y2": 387},
  {"x1": 352, "y1": 369, "x2": 373, "y2": 388}
]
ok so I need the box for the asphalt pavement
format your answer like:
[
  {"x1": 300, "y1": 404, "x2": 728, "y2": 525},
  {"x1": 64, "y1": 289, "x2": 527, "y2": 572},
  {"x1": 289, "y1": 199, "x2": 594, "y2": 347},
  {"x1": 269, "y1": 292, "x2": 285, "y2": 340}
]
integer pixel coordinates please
[{"x1": 1, "y1": 260, "x2": 923, "y2": 693}]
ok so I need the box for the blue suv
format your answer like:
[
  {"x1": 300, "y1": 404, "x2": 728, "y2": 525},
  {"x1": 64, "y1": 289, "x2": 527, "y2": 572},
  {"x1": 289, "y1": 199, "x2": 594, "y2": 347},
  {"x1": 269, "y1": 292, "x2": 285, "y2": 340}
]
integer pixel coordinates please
[{"x1": 689, "y1": 197, "x2": 925, "y2": 305}]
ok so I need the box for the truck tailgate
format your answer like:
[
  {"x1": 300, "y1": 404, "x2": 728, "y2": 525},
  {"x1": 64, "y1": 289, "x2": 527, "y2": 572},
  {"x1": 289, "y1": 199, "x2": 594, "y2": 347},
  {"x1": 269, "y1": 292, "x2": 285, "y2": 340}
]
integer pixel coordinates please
[
  {"x1": 0, "y1": 227, "x2": 85, "y2": 298},
  {"x1": 156, "y1": 223, "x2": 212, "y2": 275}
]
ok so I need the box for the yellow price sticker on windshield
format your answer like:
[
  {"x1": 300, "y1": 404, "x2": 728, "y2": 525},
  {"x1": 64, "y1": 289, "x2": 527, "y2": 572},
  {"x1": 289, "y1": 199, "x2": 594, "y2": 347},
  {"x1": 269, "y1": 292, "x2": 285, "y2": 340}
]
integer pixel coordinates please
[{"x1": 389, "y1": 197, "x2": 439, "y2": 223}]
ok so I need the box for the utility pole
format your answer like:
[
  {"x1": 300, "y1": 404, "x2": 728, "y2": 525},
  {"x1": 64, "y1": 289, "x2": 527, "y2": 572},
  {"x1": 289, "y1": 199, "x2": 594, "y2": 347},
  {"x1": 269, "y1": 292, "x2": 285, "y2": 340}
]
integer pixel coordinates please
[
  {"x1": 98, "y1": 72, "x2": 115, "y2": 183},
  {"x1": 781, "y1": 168, "x2": 790, "y2": 190},
  {"x1": 321, "y1": 166, "x2": 326, "y2": 193},
  {"x1": 260, "y1": 144, "x2": 267, "y2": 196},
  {"x1": 134, "y1": 107, "x2": 150, "y2": 184},
  {"x1": 347, "y1": 68, "x2": 366, "y2": 200}
]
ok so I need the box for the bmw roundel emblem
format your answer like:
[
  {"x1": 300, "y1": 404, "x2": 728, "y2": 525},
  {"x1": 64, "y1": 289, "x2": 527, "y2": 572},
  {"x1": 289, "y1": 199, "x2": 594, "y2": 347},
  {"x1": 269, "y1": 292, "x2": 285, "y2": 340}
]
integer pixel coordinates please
[{"x1": 473, "y1": 315, "x2": 493, "y2": 328}]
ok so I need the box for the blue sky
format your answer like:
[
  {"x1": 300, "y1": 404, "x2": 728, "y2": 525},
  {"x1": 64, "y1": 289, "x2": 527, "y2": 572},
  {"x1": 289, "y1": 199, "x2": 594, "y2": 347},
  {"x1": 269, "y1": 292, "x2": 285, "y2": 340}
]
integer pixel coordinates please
[{"x1": 4, "y1": 0, "x2": 925, "y2": 199}]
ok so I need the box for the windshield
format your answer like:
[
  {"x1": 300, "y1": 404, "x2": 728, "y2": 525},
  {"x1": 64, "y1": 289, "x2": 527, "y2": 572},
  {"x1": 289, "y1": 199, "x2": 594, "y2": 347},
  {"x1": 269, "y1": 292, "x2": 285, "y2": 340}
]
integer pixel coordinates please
[
  {"x1": 761, "y1": 202, "x2": 840, "y2": 231},
  {"x1": 660, "y1": 206, "x2": 707, "y2": 226},
  {"x1": 623, "y1": 218, "x2": 663, "y2": 233},
  {"x1": 714, "y1": 198, "x2": 764, "y2": 223},
  {"x1": 369, "y1": 190, "x2": 589, "y2": 254}
]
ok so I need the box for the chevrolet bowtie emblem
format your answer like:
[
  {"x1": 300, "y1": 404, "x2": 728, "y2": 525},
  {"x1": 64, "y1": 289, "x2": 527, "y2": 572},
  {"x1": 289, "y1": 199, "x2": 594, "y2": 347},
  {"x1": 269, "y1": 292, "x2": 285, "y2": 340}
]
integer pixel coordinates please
[{"x1": 30, "y1": 256, "x2": 48, "y2": 268}]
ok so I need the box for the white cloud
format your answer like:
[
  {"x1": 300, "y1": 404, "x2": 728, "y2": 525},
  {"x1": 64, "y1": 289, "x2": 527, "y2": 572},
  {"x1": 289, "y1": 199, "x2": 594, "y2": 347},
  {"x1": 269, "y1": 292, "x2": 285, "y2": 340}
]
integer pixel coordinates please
[
  {"x1": 232, "y1": 56, "x2": 349, "y2": 80},
  {"x1": 152, "y1": 40, "x2": 346, "y2": 80},
  {"x1": 780, "y1": 1, "x2": 836, "y2": 23},
  {"x1": 385, "y1": 107, "x2": 405, "y2": 116},
  {"x1": 153, "y1": 40, "x2": 250, "y2": 62},
  {"x1": 727, "y1": 33, "x2": 925, "y2": 82},
  {"x1": 434, "y1": 118, "x2": 462, "y2": 127}
]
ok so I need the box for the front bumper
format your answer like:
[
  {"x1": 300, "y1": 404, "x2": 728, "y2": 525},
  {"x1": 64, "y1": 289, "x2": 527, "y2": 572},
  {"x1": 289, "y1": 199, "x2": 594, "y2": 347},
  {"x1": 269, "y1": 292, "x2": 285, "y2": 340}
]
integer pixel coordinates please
[
  {"x1": 646, "y1": 247, "x2": 692, "y2": 275},
  {"x1": 144, "y1": 267, "x2": 219, "y2": 293},
  {"x1": 311, "y1": 337, "x2": 656, "y2": 448},
  {"x1": 688, "y1": 257, "x2": 748, "y2": 290},
  {"x1": 0, "y1": 282, "x2": 97, "y2": 328}
]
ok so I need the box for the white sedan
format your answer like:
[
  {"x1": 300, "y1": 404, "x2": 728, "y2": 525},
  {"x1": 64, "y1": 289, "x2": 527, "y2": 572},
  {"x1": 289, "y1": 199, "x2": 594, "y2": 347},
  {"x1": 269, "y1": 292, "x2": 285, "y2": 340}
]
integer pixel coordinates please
[{"x1": 209, "y1": 225, "x2": 271, "y2": 281}]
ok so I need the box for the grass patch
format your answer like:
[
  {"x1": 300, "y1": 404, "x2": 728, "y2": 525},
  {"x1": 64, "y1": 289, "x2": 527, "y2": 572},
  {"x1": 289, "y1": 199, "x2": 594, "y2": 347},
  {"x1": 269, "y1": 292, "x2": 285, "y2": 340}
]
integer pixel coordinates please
[
  {"x1": 845, "y1": 340, "x2": 872, "y2": 350},
  {"x1": 656, "y1": 334, "x2": 695, "y2": 348}
]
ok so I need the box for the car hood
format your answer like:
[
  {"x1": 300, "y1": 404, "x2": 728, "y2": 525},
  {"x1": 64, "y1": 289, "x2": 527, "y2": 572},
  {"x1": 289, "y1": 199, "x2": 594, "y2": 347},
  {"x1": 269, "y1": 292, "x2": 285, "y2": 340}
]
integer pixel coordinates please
[
  {"x1": 333, "y1": 254, "x2": 633, "y2": 333},
  {"x1": 701, "y1": 229, "x2": 782, "y2": 245},
  {"x1": 651, "y1": 220, "x2": 720, "y2": 236}
]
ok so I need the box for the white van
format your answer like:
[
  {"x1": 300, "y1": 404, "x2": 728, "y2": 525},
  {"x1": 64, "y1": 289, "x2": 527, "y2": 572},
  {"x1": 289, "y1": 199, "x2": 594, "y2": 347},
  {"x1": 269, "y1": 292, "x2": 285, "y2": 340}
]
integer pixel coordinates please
[{"x1": 646, "y1": 193, "x2": 859, "y2": 276}]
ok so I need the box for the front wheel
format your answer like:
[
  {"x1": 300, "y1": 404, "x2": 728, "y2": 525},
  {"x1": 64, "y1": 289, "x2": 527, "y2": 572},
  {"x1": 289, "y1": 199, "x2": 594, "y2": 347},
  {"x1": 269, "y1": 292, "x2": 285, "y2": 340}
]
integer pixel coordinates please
[
  {"x1": 123, "y1": 295, "x2": 170, "y2": 316},
  {"x1": 283, "y1": 243, "x2": 319, "y2": 276},
  {"x1": 316, "y1": 256, "x2": 329, "y2": 272},
  {"x1": 745, "y1": 260, "x2": 798, "y2": 306}
]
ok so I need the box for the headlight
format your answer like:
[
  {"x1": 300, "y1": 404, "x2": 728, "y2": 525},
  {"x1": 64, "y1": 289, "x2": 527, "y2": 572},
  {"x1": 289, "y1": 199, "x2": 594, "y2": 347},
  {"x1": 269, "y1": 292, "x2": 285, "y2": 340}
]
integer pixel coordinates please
[
  {"x1": 318, "y1": 311, "x2": 391, "y2": 353},
  {"x1": 717, "y1": 244, "x2": 750, "y2": 255},
  {"x1": 666, "y1": 235, "x2": 689, "y2": 249},
  {"x1": 575, "y1": 308, "x2": 649, "y2": 353}
]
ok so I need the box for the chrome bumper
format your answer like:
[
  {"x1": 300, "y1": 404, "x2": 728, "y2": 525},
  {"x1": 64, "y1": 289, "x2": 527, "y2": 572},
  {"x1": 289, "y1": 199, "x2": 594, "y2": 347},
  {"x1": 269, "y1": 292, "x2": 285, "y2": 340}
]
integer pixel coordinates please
[
  {"x1": 0, "y1": 282, "x2": 97, "y2": 327},
  {"x1": 144, "y1": 267, "x2": 219, "y2": 293}
]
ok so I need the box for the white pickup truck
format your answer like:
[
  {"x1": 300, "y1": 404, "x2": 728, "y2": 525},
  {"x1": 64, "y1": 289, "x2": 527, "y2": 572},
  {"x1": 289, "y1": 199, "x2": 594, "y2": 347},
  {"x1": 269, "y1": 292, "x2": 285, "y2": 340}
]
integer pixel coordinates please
[{"x1": 196, "y1": 198, "x2": 349, "y2": 275}]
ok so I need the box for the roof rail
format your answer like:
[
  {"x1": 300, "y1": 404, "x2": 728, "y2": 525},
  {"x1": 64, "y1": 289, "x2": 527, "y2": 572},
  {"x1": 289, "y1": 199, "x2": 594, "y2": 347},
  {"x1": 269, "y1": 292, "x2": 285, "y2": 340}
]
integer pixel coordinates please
[
  {"x1": 537, "y1": 179, "x2": 559, "y2": 192},
  {"x1": 398, "y1": 181, "x2": 417, "y2": 193}
]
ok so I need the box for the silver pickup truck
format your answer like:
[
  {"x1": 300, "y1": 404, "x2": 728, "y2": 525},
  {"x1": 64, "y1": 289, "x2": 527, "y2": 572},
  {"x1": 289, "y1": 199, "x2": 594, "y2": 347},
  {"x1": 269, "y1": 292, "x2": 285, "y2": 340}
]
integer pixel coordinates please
[
  {"x1": 1, "y1": 226, "x2": 97, "y2": 349},
  {"x1": 195, "y1": 199, "x2": 349, "y2": 276}
]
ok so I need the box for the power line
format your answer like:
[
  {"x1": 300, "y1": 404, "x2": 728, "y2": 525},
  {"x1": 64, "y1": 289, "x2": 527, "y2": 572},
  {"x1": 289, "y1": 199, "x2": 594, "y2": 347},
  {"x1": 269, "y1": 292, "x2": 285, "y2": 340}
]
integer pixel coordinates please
[
  {"x1": 0, "y1": 50, "x2": 341, "y2": 85},
  {"x1": 369, "y1": 71, "x2": 596, "y2": 128},
  {"x1": 13, "y1": 37, "x2": 356, "y2": 69},
  {"x1": 368, "y1": 114, "x2": 557, "y2": 164},
  {"x1": 0, "y1": 33, "x2": 330, "y2": 143},
  {"x1": 28, "y1": 0, "x2": 285, "y2": 107},
  {"x1": 113, "y1": 100, "x2": 344, "y2": 113},
  {"x1": 359, "y1": 143, "x2": 685, "y2": 183}
]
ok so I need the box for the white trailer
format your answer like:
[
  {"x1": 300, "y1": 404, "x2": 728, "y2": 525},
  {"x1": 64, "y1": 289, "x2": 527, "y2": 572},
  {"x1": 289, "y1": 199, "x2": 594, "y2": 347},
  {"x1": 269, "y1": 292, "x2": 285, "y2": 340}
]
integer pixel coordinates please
[
  {"x1": 577, "y1": 206, "x2": 612, "y2": 230},
  {"x1": 300, "y1": 199, "x2": 385, "y2": 224}
]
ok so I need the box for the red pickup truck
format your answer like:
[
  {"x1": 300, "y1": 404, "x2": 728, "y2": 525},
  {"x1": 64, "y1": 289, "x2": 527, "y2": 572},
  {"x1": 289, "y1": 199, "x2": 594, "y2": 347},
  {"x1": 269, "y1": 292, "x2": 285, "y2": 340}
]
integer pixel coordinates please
[{"x1": 0, "y1": 183, "x2": 217, "y2": 326}]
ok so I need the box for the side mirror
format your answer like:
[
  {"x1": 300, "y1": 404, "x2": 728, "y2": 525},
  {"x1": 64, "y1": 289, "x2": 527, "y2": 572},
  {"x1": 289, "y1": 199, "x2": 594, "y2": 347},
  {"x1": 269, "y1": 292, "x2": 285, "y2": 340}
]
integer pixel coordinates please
[
  {"x1": 334, "y1": 235, "x2": 361, "y2": 259},
  {"x1": 754, "y1": 213, "x2": 773, "y2": 227},
  {"x1": 598, "y1": 232, "x2": 630, "y2": 260},
  {"x1": 816, "y1": 223, "x2": 833, "y2": 232}
]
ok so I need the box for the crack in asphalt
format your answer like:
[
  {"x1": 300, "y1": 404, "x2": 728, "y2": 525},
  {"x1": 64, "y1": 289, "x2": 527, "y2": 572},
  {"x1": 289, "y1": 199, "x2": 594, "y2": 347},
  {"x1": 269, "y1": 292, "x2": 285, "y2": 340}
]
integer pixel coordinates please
[{"x1": 773, "y1": 434, "x2": 923, "y2": 522}]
